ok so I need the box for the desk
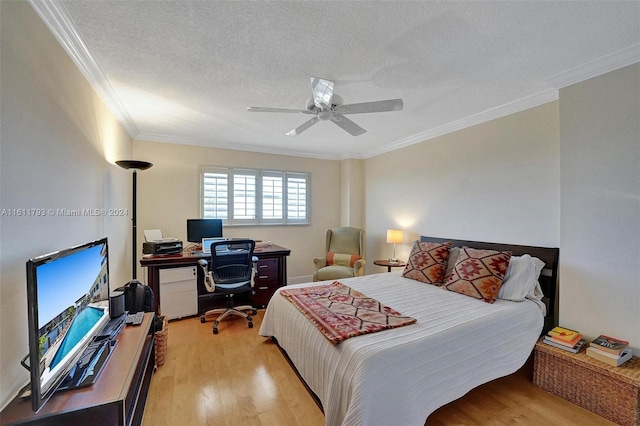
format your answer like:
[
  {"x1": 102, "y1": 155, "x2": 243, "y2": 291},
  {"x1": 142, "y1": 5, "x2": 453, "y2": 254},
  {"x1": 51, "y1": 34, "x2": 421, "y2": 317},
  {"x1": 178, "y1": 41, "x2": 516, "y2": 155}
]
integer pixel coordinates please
[
  {"x1": 373, "y1": 259, "x2": 407, "y2": 272},
  {"x1": 140, "y1": 244, "x2": 290, "y2": 314}
]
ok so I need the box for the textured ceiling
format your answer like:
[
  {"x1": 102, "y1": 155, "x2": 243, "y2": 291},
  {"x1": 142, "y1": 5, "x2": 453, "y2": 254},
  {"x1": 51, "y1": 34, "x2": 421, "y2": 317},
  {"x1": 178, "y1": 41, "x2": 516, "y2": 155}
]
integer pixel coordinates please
[{"x1": 34, "y1": 1, "x2": 640, "y2": 159}]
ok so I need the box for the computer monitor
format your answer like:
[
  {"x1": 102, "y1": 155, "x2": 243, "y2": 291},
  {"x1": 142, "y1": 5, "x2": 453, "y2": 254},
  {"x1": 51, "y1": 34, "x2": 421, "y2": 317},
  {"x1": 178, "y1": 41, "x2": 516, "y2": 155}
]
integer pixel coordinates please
[{"x1": 186, "y1": 219, "x2": 223, "y2": 243}]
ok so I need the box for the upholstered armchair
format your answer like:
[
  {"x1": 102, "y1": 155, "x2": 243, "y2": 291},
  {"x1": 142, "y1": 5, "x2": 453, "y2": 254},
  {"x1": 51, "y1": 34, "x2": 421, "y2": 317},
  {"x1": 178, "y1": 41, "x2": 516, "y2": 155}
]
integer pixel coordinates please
[{"x1": 313, "y1": 227, "x2": 365, "y2": 281}]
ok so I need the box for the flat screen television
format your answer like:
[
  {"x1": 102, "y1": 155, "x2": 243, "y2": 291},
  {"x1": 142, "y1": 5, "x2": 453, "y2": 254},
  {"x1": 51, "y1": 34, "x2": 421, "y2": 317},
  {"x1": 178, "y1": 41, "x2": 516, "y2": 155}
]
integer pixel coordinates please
[
  {"x1": 186, "y1": 218, "x2": 223, "y2": 243},
  {"x1": 24, "y1": 237, "x2": 112, "y2": 412}
]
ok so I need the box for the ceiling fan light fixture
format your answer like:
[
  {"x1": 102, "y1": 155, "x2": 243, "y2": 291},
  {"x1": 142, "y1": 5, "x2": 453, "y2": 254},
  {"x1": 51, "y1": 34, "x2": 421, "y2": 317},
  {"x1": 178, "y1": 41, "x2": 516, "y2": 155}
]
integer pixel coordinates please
[
  {"x1": 248, "y1": 77, "x2": 403, "y2": 136},
  {"x1": 318, "y1": 111, "x2": 332, "y2": 121}
]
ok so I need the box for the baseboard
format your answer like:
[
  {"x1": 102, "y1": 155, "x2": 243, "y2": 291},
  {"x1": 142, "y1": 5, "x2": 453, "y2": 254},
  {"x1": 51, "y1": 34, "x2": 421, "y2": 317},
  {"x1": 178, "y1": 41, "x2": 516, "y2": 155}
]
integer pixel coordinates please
[{"x1": 287, "y1": 275, "x2": 314, "y2": 285}]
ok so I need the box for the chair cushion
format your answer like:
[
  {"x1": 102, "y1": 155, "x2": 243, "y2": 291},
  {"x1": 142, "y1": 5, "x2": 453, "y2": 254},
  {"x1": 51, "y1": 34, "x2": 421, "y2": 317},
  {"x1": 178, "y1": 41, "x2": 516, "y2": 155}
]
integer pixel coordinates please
[
  {"x1": 316, "y1": 265, "x2": 356, "y2": 281},
  {"x1": 214, "y1": 281, "x2": 252, "y2": 295},
  {"x1": 327, "y1": 252, "x2": 361, "y2": 267}
]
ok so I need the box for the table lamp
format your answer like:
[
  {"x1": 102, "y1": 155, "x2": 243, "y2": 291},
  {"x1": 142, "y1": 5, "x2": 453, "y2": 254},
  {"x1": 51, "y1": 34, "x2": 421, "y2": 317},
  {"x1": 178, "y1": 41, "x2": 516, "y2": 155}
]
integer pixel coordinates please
[
  {"x1": 386, "y1": 229, "x2": 404, "y2": 263},
  {"x1": 116, "y1": 160, "x2": 153, "y2": 283}
]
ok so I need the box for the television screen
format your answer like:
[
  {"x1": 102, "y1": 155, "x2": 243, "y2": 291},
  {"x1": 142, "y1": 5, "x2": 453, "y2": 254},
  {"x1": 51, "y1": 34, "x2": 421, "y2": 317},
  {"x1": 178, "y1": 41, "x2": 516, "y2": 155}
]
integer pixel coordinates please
[
  {"x1": 186, "y1": 218, "x2": 223, "y2": 243},
  {"x1": 25, "y1": 238, "x2": 111, "y2": 412}
]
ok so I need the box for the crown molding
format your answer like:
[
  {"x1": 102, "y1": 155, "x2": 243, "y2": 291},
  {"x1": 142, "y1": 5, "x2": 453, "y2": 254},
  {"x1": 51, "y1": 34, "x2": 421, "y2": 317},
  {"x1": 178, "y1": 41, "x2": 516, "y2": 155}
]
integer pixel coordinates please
[
  {"x1": 544, "y1": 43, "x2": 640, "y2": 89},
  {"x1": 135, "y1": 132, "x2": 344, "y2": 161},
  {"x1": 363, "y1": 88, "x2": 559, "y2": 159},
  {"x1": 28, "y1": 0, "x2": 139, "y2": 138}
]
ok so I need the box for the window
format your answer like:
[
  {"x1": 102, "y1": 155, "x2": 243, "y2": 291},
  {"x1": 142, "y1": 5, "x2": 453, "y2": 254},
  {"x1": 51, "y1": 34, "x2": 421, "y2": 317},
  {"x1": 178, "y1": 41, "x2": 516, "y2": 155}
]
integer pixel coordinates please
[{"x1": 201, "y1": 166, "x2": 310, "y2": 225}]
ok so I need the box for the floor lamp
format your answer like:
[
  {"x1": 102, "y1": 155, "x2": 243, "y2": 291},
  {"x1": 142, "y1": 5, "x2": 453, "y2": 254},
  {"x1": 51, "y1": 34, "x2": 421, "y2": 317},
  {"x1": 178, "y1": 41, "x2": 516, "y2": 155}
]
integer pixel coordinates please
[{"x1": 116, "y1": 160, "x2": 153, "y2": 283}]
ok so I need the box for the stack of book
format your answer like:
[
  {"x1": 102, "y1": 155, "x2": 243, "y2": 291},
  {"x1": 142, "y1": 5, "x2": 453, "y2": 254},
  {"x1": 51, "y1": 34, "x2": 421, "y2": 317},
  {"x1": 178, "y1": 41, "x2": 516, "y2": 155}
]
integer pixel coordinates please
[
  {"x1": 542, "y1": 326, "x2": 586, "y2": 353},
  {"x1": 586, "y1": 335, "x2": 633, "y2": 366}
]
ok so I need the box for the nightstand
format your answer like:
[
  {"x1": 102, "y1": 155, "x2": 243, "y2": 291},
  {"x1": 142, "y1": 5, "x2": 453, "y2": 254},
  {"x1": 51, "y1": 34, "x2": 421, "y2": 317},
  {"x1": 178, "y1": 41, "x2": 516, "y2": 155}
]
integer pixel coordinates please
[{"x1": 373, "y1": 259, "x2": 406, "y2": 272}]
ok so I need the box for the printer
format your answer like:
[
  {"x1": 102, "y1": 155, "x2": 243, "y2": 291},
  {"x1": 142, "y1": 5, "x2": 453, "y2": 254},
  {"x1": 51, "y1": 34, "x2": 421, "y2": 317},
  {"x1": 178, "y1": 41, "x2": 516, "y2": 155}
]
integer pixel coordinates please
[
  {"x1": 142, "y1": 238, "x2": 183, "y2": 255},
  {"x1": 142, "y1": 229, "x2": 183, "y2": 255}
]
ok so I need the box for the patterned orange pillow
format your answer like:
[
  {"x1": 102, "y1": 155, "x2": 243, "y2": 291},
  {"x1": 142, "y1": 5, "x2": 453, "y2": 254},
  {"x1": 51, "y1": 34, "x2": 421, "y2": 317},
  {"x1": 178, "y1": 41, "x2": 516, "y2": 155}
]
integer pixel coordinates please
[
  {"x1": 443, "y1": 247, "x2": 512, "y2": 303},
  {"x1": 327, "y1": 252, "x2": 361, "y2": 267},
  {"x1": 402, "y1": 241, "x2": 452, "y2": 285}
]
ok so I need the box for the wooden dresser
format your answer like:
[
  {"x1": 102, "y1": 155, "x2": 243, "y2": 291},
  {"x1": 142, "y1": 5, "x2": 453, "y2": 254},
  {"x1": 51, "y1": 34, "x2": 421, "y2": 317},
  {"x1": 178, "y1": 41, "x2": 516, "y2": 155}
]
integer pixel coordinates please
[{"x1": 0, "y1": 313, "x2": 155, "y2": 426}]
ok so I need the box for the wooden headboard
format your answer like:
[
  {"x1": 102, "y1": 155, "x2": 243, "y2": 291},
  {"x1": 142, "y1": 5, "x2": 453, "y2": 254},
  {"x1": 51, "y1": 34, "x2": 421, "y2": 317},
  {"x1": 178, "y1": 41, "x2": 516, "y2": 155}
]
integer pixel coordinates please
[{"x1": 420, "y1": 236, "x2": 559, "y2": 334}]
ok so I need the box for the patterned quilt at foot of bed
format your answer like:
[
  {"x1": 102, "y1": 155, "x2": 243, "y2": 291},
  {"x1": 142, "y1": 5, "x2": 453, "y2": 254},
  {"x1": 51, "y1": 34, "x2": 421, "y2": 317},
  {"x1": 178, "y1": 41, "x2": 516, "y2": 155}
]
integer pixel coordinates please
[{"x1": 279, "y1": 280, "x2": 417, "y2": 344}]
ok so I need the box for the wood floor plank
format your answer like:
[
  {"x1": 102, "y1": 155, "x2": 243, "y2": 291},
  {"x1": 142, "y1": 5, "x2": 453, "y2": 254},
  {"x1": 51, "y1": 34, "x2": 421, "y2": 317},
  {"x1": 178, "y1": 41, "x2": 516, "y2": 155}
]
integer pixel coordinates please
[{"x1": 142, "y1": 311, "x2": 616, "y2": 426}]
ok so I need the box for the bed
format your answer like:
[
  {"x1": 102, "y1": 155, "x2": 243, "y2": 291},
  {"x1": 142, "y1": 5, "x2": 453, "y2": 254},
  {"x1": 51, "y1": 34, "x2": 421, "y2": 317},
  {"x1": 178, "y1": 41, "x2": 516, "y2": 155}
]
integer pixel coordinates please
[{"x1": 259, "y1": 236, "x2": 559, "y2": 426}]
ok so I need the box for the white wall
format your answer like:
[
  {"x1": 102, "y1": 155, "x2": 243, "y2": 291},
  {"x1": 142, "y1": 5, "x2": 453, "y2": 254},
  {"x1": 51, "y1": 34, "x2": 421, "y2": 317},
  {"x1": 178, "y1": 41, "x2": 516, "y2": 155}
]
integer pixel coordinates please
[
  {"x1": 559, "y1": 64, "x2": 640, "y2": 352},
  {"x1": 132, "y1": 140, "x2": 341, "y2": 283},
  {"x1": 364, "y1": 102, "x2": 561, "y2": 271},
  {"x1": 0, "y1": 1, "x2": 133, "y2": 409}
]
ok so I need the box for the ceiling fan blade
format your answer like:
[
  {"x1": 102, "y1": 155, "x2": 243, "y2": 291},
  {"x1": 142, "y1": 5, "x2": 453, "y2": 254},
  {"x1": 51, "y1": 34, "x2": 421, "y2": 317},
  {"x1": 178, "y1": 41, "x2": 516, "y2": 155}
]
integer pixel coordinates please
[
  {"x1": 335, "y1": 98, "x2": 404, "y2": 114},
  {"x1": 247, "y1": 106, "x2": 313, "y2": 114},
  {"x1": 286, "y1": 116, "x2": 320, "y2": 136},
  {"x1": 331, "y1": 115, "x2": 366, "y2": 136},
  {"x1": 310, "y1": 77, "x2": 334, "y2": 110}
]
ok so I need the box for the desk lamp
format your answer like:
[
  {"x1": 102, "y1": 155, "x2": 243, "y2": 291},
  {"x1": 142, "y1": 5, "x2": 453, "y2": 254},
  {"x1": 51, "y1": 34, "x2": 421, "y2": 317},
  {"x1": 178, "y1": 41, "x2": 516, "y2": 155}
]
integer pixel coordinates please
[
  {"x1": 386, "y1": 229, "x2": 404, "y2": 263},
  {"x1": 116, "y1": 160, "x2": 153, "y2": 283}
]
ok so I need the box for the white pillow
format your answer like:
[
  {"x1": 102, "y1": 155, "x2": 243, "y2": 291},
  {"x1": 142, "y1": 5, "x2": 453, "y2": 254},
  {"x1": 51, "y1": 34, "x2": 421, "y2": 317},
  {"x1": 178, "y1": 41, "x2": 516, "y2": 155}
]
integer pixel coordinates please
[
  {"x1": 526, "y1": 281, "x2": 547, "y2": 316},
  {"x1": 497, "y1": 254, "x2": 545, "y2": 302}
]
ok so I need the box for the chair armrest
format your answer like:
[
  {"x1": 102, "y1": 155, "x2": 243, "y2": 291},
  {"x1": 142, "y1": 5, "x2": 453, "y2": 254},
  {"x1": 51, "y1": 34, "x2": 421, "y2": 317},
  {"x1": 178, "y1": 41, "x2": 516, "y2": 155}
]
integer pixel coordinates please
[
  {"x1": 197, "y1": 259, "x2": 216, "y2": 292},
  {"x1": 353, "y1": 258, "x2": 366, "y2": 276},
  {"x1": 203, "y1": 271, "x2": 216, "y2": 292},
  {"x1": 313, "y1": 257, "x2": 327, "y2": 269}
]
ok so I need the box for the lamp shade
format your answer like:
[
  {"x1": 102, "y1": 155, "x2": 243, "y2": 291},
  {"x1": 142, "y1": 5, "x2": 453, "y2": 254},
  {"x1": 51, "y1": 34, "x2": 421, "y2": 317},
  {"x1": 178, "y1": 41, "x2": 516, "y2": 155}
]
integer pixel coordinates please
[
  {"x1": 386, "y1": 229, "x2": 404, "y2": 244},
  {"x1": 116, "y1": 160, "x2": 153, "y2": 171}
]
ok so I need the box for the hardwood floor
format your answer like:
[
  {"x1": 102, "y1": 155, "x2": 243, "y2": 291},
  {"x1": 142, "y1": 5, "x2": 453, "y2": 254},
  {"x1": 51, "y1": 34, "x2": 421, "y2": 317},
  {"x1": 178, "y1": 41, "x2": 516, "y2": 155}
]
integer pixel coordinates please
[{"x1": 142, "y1": 311, "x2": 615, "y2": 426}]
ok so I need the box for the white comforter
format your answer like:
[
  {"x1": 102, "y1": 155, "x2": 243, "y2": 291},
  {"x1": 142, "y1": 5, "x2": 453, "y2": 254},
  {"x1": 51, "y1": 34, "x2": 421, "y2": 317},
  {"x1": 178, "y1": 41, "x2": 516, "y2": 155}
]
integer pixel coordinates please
[{"x1": 259, "y1": 272, "x2": 544, "y2": 426}]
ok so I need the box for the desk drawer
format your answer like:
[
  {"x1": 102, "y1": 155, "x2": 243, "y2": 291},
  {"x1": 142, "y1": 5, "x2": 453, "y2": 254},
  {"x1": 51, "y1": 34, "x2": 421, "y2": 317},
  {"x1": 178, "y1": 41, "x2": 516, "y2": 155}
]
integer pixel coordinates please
[
  {"x1": 255, "y1": 259, "x2": 278, "y2": 282},
  {"x1": 160, "y1": 266, "x2": 197, "y2": 283},
  {"x1": 252, "y1": 282, "x2": 278, "y2": 307}
]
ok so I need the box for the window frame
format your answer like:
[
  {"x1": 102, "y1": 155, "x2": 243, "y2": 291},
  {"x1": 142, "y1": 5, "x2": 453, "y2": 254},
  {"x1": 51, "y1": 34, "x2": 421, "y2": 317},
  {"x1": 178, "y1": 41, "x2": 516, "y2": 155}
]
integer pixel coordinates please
[{"x1": 200, "y1": 166, "x2": 310, "y2": 226}]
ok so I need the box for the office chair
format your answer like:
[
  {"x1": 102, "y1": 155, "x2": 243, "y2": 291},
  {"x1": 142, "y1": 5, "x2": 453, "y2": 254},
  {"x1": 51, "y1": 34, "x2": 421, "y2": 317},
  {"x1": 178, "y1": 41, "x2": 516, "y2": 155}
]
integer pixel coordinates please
[{"x1": 197, "y1": 239, "x2": 258, "y2": 334}]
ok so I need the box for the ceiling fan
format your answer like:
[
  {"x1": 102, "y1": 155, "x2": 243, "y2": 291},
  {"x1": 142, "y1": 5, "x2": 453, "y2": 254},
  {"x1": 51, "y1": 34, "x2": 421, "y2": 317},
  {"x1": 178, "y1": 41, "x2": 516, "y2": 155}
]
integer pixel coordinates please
[{"x1": 247, "y1": 77, "x2": 403, "y2": 136}]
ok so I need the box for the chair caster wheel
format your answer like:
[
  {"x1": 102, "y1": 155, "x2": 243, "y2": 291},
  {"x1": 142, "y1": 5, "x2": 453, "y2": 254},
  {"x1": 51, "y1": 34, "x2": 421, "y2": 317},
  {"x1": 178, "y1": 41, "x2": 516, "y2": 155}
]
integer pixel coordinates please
[
  {"x1": 252, "y1": 309, "x2": 258, "y2": 315},
  {"x1": 246, "y1": 316, "x2": 253, "y2": 322},
  {"x1": 248, "y1": 321, "x2": 253, "y2": 329},
  {"x1": 212, "y1": 327, "x2": 219, "y2": 334},
  {"x1": 200, "y1": 316, "x2": 206, "y2": 323}
]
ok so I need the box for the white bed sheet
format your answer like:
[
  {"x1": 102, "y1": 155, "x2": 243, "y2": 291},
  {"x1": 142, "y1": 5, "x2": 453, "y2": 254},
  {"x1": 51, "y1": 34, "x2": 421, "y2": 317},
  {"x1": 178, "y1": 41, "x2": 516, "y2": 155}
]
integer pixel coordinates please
[{"x1": 259, "y1": 271, "x2": 544, "y2": 426}]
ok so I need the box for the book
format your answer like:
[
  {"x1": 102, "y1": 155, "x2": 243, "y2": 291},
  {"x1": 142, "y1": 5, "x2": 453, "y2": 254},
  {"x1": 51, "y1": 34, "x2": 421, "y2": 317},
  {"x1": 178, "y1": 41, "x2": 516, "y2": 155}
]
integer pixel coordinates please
[
  {"x1": 586, "y1": 346, "x2": 633, "y2": 367},
  {"x1": 589, "y1": 335, "x2": 629, "y2": 355},
  {"x1": 547, "y1": 326, "x2": 581, "y2": 343},
  {"x1": 546, "y1": 332, "x2": 582, "y2": 348},
  {"x1": 542, "y1": 337, "x2": 586, "y2": 353}
]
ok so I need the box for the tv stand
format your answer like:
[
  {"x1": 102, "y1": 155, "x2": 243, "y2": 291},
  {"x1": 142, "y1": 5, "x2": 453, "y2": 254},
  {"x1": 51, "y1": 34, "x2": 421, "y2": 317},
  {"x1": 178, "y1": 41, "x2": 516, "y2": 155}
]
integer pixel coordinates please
[{"x1": 0, "y1": 313, "x2": 155, "y2": 426}]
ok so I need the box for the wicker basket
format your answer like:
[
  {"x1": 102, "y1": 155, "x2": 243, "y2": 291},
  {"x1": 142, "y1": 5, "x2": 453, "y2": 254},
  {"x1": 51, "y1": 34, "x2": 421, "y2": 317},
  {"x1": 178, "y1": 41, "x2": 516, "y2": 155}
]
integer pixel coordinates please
[
  {"x1": 534, "y1": 340, "x2": 640, "y2": 426},
  {"x1": 154, "y1": 316, "x2": 168, "y2": 367}
]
